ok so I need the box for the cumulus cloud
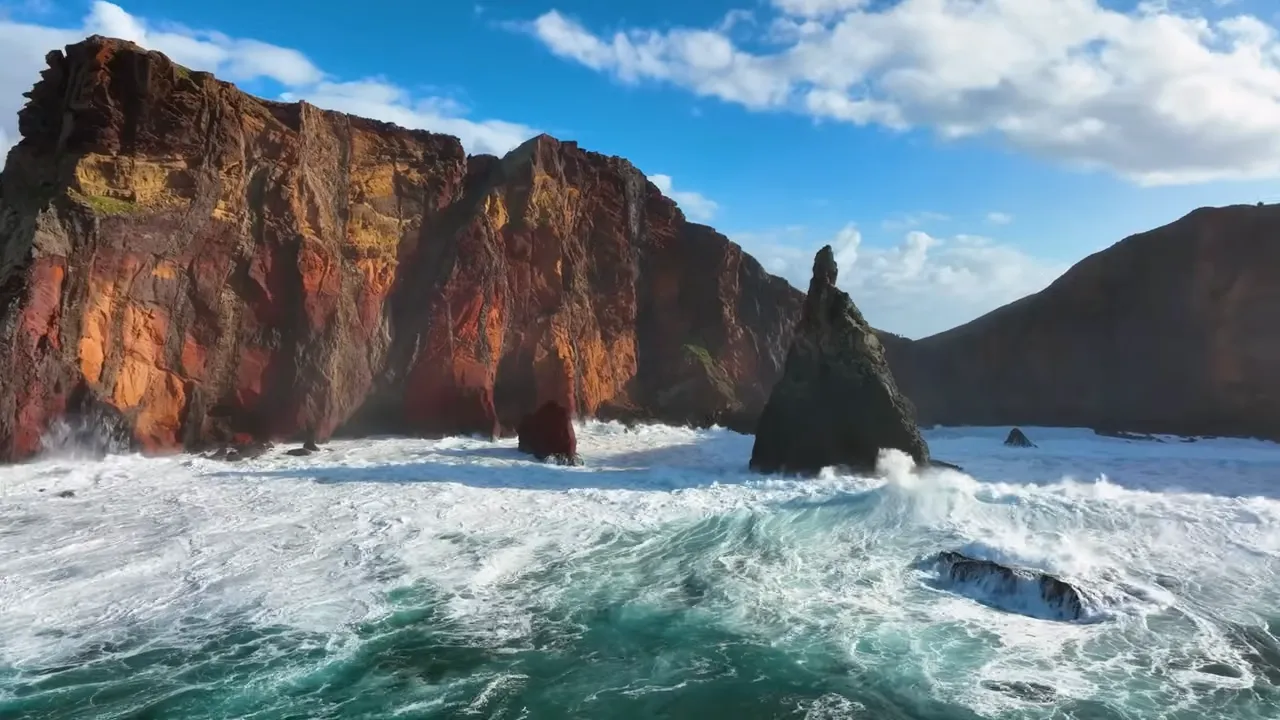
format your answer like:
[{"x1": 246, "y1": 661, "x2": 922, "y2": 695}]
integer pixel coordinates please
[
  {"x1": 0, "y1": 2, "x2": 536, "y2": 157},
  {"x1": 986, "y1": 211, "x2": 1013, "y2": 225},
  {"x1": 525, "y1": 1, "x2": 1280, "y2": 185},
  {"x1": 731, "y1": 225, "x2": 1067, "y2": 338},
  {"x1": 648, "y1": 173, "x2": 719, "y2": 221}
]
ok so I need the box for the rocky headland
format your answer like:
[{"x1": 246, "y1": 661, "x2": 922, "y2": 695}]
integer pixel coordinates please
[
  {"x1": 878, "y1": 203, "x2": 1280, "y2": 442},
  {"x1": 0, "y1": 36, "x2": 802, "y2": 462}
]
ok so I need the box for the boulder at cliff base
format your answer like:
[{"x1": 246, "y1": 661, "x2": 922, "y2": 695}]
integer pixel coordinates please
[{"x1": 517, "y1": 402, "x2": 579, "y2": 464}]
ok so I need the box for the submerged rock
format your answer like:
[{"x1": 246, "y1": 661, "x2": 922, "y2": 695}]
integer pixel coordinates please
[
  {"x1": 285, "y1": 447, "x2": 313, "y2": 457},
  {"x1": 54, "y1": 490, "x2": 75, "y2": 498},
  {"x1": 518, "y1": 402, "x2": 579, "y2": 463},
  {"x1": 980, "y1": 679, "x2": 1057, "y2": 704},
  {"x1": 750, "y1": 246, "x2": 929, "y2": 475},
  {"x1": 1094, "y1": 429, "x2": 1164, "y2": 442},
  {"x1": 208, "y1": 440, "x2": 273, "y2": 462},
  {"x1": 1004, "y1": 427, "x2": 1036, "y2": 448},
  {"x1": 924, "y1": 551, "x2": 1086, "y2": 622}
]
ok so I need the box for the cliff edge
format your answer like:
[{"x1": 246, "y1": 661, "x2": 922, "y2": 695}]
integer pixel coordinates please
[{"x1": 0, "y1": 36, "x2": 803, "y2": 461}]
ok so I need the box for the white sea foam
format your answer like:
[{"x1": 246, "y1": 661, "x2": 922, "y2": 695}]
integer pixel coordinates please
[{"x1": 1, "y1": 422, "x2": 1278, "y2": 716}]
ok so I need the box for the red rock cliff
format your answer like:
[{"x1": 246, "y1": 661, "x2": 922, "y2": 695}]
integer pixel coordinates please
[
  {"x1": 0, "y1": 36, "x2": 803, "y2": 461},
  {"x1": 878, "y1": 204, "x2": 1280, "y2": 440}
]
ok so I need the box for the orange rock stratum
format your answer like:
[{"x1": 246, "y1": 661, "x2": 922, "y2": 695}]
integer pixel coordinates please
[{"x1": 0, "y1": 36, "x2": 803, "y2": 460}]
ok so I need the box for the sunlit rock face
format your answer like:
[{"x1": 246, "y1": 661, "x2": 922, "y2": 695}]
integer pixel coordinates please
[{"x1": 0, "y1": 35, "x2": 803, "y2": 461}]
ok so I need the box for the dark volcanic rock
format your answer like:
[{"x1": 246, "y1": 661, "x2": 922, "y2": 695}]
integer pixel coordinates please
[
  {"x1": 1004, "y1": 427, "x2": 1036, "y2": 448},
  {"x1": 1094, "y1": 429, "x2": 1163, "y2": 442},
  {"x1": 547, "y1": 452, "x2": 584, "y2": 467},
  {"x1": 285, "y1": 447, "x2": 313, "y2": 457},
  {"x1": 750, "y1": 246, "x2": 929, "y2": 475},
  {"x1": 980, "y1": 679, "x2": 1057, "y2": 704},
  {"x1": 0, "y1": 36, "x2": 803, "y2": 463},
  {"x1": 517, "y1": 401, "x2": 578, "y2": 463},
  {"x1": 878, "y1": 203, "x2": 1280, "y2": 441},
  {"x1": 926, "y1": 551, "x2": 1086, "y2": 622},
  {"x1": 209, "y1": 440, "x2": 273, "y2": 462}
]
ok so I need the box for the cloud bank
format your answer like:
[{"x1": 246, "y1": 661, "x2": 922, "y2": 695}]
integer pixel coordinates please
[
  {"x1": 731, "y1": 224, "x2": 1068, "y2": 338},
  {"x1": 527, "y1": 0, "x2": 1280, "y2": 185}
]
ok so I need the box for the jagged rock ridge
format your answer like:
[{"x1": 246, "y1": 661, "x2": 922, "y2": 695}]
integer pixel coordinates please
[{"x1": 750, "y1": 245, "x2": 929, "y2": 475}]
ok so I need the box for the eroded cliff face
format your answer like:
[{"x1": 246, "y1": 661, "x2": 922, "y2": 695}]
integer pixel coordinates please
[
  {"x1": 0, "y1": 36, "x2": 803, "y2": 461},
  {"x1": 879, "y1": 204, "x2": 1280, "y2": 440}
]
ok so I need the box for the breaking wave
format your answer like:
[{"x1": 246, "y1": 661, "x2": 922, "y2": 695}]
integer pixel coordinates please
[{"x1": 1, "y1": 423, "x2": 1278, "y2": 718}]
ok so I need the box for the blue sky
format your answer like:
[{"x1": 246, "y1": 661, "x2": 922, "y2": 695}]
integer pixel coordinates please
[{"x1": 2, "y1": 0, "x2": 1279, "y2": 337}]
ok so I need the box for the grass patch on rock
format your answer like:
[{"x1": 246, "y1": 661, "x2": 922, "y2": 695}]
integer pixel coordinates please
[{"x1": 69, "y1": 189, "x2": 140, "y2": 216}]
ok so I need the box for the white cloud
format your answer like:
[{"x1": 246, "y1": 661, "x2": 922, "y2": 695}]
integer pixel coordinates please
[
  {"x1": 530, "y1": 10, "x2": 792, "y2": 109},
  {"x1": 81, "y1": 1, "x2": 324, "y2": 86},
  {"x1": 648, "y1": 173, "x2": 720, "y2": 221},
  {"x1": 731, "y1": 225, "x2": 1066, "y2": 338},
  {"x1": 525, "y1": 1, "x2": 1280, "y2": 185},
  {"x1": 880, "y1": 210, "x2": 948, "y2": 232},
  {"x1": 279, "y1": 79, "x2": 535, "y2": 157},
  {"x1": 986, "y1": 211, "x2": 1014, "y2": 225},
  {"x1": 0, "y1": 2, "x2": 536, "y2": 157}
]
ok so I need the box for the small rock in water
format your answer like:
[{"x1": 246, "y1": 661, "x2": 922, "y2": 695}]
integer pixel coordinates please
[
  {"x1": 214, "y1": 440, "x2": 274, "y2": 462},
  {"x1": 926, "y1": 550, "x2": 1086, "y2": 622},
  {"x1": 1198, "y1": 662, "x2": 1243, "y2": 679},
  {"x1": 547, "y1": 453, "x2": 583, "y2": 467},
  {"x1": 54, "y1": 490, "x2": 75, "y2": 498},
  {"x1": 1004, "y1": 427, "x2": 1036, "y2": 448},
  {"x1": 518, "y1": 401, "x2": 579, "y2": 463},
  {"x1": 928, "y1": 458, "x2": 965, "y2": 472},
  {"x1": 286, "y1": 447, "x2": 314, "y2": 457},
  {"x1": 303, "y1": 440, "x2": 320, "y2": 452},
  {"x1": 1094, "y1": 428, "x2": 1163, "y2": 442},
  {"x1": 981, "y1": 679, "x2": 1057, "y2": 704}
]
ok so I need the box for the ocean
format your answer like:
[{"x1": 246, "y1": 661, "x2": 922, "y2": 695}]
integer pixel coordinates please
[{"x1": 1, "y1": 422, "x2": 1278, "y2": 719}]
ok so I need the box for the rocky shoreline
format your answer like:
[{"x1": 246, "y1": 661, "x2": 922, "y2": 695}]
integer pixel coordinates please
[{"x1": 0, "y1": 35, "x2": 1276, "y2": 466}]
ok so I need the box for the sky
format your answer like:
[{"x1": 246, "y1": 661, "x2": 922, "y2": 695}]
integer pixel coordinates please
[{"x1": 2, "y1": 1, "x2": 1280, "y2": 338}]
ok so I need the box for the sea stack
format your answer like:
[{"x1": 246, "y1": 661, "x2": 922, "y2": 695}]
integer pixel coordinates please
[{"x1": 750, "y1": 246, "x2": 929, "y2": 475}]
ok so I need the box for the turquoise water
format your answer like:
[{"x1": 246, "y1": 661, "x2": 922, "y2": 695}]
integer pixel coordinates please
[{"x1": 2, "y1": 424, "x2": 1279, "y2": 719}]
